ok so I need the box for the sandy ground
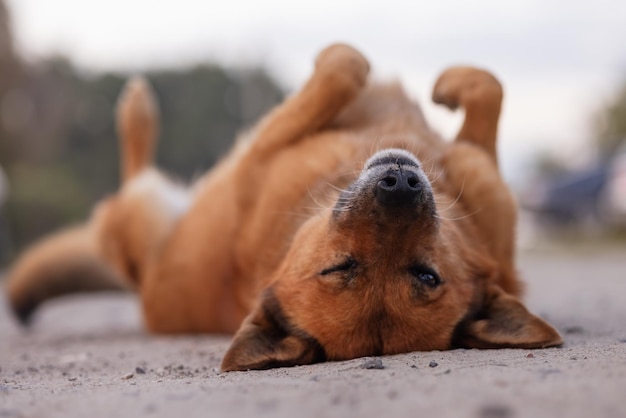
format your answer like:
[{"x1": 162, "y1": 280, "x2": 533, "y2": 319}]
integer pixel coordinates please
[{"x1": 1, "y1": 246, "x2": 625, "y2": 418}]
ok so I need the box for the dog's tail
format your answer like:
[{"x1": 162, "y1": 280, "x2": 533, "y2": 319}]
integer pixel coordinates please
[
  {"x1": 4, "y1": 224, "x2": 129, "y2": 325},
  {"x1": 116, "y1": 76, "x2": 160, "y2": 183},
  {"x1": 432, "y1": 67, "x2": 503, "y2": 164}
]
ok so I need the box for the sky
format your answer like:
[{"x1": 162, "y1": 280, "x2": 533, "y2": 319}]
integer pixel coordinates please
[{"x1": 5, "y1": 0, "x2": 626, "y2": 183}]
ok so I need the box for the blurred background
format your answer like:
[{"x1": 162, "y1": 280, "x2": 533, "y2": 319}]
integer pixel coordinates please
[{"x1": 0, "y1": 0, "x2": 625, "y2": 266}]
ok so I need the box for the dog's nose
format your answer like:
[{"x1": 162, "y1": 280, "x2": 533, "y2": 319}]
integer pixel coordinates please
[{"x1": 375, "y1": 169, "x2": 422, "y2": 207}]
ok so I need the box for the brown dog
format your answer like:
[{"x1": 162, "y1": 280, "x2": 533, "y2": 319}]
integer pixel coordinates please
[{"x1": 5, "y1": 44, "x2": 562, "y2": 371}]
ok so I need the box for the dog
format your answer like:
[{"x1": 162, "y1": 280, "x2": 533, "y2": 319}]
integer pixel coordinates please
[{"x1": 5, "y1": 44, "x2": 562, "y2": 371}]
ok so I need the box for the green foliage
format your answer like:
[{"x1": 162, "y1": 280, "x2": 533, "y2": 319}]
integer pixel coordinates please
[
  {"x1": 595, "y1": 80, "x2": 626, "y2": 155},
  {"x1": 5, "y1": 163, "x2": 91, "y2": 245}
]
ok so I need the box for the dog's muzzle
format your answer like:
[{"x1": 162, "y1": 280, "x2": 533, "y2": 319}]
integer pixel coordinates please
[
  {"x1": 333, "y1": 148, "x2": 435, "y2": 219},
  {"x1": 365, "y1": 149, "x2": 429, "y2": 208},
  {"x1": 374, "y1": 167, "x2": 422, "y2": 207}
]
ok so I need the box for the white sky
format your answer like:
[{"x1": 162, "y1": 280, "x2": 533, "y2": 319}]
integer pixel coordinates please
[{"x1": 6, "y1": 0, "x2": 626, "y2": 183}]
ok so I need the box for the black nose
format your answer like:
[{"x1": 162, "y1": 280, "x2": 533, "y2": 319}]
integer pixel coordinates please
[{"x1": 375, "y1": 169, "x2": 422, "y2": 207}]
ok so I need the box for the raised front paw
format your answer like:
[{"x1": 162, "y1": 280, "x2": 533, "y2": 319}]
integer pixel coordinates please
[
  {"x1": 432, "y1": 66, "x2": 502, "y2": 110},
  {"x1": 314, "y1": 43, "x2": 370, "y2": 90}
]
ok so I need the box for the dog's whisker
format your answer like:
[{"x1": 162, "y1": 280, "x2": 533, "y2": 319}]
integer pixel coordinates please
[
  {"x1": 333, "y1": 206, "x2": 354, "y2": 213},
  {"x1": 274, "y1": 211, "x2": 316, "y2": 220},
  {"x1": 324, "y1": 182, "x2": 356, "y2": 194},
  {"x1": 427, "y1": 167, "x2": 445, "y2": 185},
  {"x1": 437, "y1": 178, "x2": 466, "y2": 213},
  {"x1": 298, "y1": 205, "x2": 353, "y2": 213},
  {"x1": 434, "y1": 199, "x2": 461, "y2": 206},
  {"x1": 434, "y1": 208, "x2": 481, "y2": 222},
  {"x1": 368, "y1": 135, "x2": 381, "y2": 157},
  {"x1": 335, "y1": 166, "x2": 364, "y2": 176},
  {"x1": 306, "y1": 187, "x2": 349, "y2": 212},
  {"x1": 420, "y1": 157, "x2": 440, "y2": 174}
]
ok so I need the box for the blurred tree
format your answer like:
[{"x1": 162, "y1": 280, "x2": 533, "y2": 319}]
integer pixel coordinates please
[
  {"x1": 0, "y1": 1, "x2": 284, "y2": 264},
  {"x1": 2, "y1": 63, "x2": 284, "y2": 261},
  {"x1": 0, "y1": 0, "x2": 19, "y2": 92},
  {"x1": 0, "y1": 0, "x2": 22, "y2": 163},
  {"x1": 0, "y1": 0, "x2": 23, "y2": 263},
  {"x1": 594, "y1": 79, "x2": 626, "y2": 156}
]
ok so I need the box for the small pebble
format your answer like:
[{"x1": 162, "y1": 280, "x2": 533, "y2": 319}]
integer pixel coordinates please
[
  {"x1": 360, "y1": 358, "x2": 385, "y2": 370},
  {"x1": 67, "y1": 377, "x2": 77, "y2": 382},
  {"x1": 564, "y1": 326, "x2": 584, "y2": 335},
  {"x1": 526, "y1": 353, "x2": 535, "y2": 358},
  {"x1": 122, "y1": 373, "x2": 134, "y2": 380},
  {"x1": 429, "y1": 361, "x2": 438, "y2": 368},
  {"x1": 135, "y1": 367, "x2": 146, "y2": 374},
  {"x1": 479, "y1": 404, "x2": 512, "y2": 418}
]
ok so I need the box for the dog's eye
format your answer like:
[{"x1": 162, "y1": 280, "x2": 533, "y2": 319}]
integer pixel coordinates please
[
  {"x1": 320, "y1": 257, "x2": 358, "y2": 276},
  {"x1": 410, "y1": 265, "x2": 442, "y2": 288}
]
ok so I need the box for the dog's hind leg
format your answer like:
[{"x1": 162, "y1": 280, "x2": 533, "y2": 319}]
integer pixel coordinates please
[
  {"x1": 95, "y1": 77, "x2": 189, "y2": 287},
  {"x1": 432, "y1": 68, "x2": 521, "y2": 295},
  {"x1": 432, "y1": 67, "x2": 502, "y2": 165},
  {"x1": 247, "y1": 43, "x2": 369, "y2": 158},
  {"x1": 116, "y1": 76, "x2": 160, "y2": 182}
]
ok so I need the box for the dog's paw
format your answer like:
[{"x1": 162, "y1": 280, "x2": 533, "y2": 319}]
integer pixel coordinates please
[
  {"x1": 315, "y1": 43, "x2": 370, "y2": 89},
  {"x1": 432, "y1": 67, "x2": 502, "y2": 110},
  {"x1": 117, "y1": 76, "x2": 159, "y2": 126}
]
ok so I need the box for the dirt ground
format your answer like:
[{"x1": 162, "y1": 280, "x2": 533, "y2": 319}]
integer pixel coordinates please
[{"x1": 1, "y1": 245, "x2": 625, "y2": 418}]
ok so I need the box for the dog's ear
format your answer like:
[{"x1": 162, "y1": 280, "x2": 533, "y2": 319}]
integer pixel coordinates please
[
  {"x1": 221, "y1": 289, "x2": 326, "y2": 372},
  {"x1": 454, "y1": 285, "x2": 563, "y2": 349}
]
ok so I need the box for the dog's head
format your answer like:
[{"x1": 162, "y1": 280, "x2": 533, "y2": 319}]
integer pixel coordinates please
[{"x1": 222, "y1": 149, "x2": 562, "y2": 371}]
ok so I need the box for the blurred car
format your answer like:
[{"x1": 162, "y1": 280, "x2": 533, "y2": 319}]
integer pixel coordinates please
[
  {"x1": 522, "y1": 148, "x2": 626, "y2": 228},
  {"x1": 601, "y1": 150, "x2": 626, "y2": 224}
]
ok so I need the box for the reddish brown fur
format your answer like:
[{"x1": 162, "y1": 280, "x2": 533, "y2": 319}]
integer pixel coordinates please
[
  {"x1": 116, "y1": 76, "x2": 160, "y2": 182},
  {"x1": 4, "y1": 44, "x2": 562, "y2": 371}
]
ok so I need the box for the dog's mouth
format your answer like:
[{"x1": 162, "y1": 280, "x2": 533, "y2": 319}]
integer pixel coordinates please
[{"x1": 334, "y1": 149, "x2": 436, "y2": 221}]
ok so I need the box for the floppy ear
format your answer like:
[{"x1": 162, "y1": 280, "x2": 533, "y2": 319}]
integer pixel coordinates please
[
  {"x1": 220, "y1": 289, "x2": 326, "y2": 371},
  {"x1": 454, "y1": 285, "x2": 563, "y2": 349}
]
